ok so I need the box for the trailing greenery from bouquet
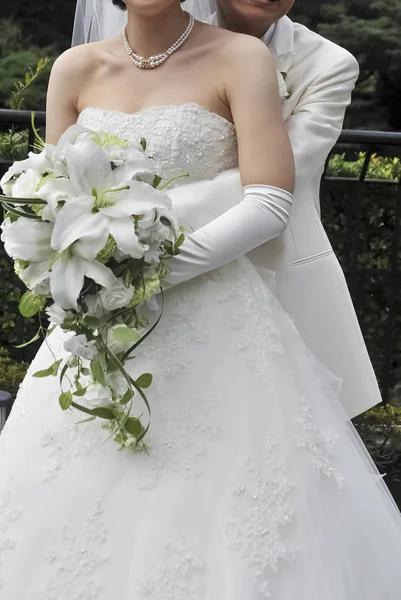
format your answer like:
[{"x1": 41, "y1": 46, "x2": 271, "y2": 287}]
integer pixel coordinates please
[{"x1": 0, "y1": 123, "x2": 185, "y2": 452}]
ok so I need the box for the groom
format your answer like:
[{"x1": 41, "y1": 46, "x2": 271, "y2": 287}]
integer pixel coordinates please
[{"x1": 209, "y1": 0, "x2": 382, "y2": 418}]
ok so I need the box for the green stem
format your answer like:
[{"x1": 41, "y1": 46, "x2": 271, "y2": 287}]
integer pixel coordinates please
[
  {"x1": 0, "y1": 195, "x2": 46, "y2": 205},
  {"x1": 2, "y1": 203, "x2": 42, "y2": 219},
  {"x1": 71, "y1": 400, "x2": 97, "y2": 417},
  {"x1": 123, "y1": 289, "x2": 164, "y2": 360},
  {"x1": 158, "y1": 173, "x2": 189, "y2": 190}
]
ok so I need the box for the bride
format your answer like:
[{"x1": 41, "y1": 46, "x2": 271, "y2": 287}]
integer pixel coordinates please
[{"x1": 1, "y1": 0, "x2": 401, "y2": 597}]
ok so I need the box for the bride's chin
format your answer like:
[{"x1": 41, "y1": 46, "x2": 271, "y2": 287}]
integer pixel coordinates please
[
  {"x1": 123, "y1": 0, "x2": 183, "y2": 14},
  {"x1": 230, "y1": 0, "x2": 294, "y2": 19}
]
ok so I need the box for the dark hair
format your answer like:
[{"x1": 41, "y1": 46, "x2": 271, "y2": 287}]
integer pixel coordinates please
[{"x1": 112, "y1": 0, "x2": 186, "y2": 9}]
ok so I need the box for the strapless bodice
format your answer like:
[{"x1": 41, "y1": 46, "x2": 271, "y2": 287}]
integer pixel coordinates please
[{"x1": 78, "y1": 103, "x2": 238, "y2": 185}]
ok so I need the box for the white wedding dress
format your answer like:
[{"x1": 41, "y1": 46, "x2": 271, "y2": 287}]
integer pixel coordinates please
[{"x1": 1, "y1": 103, "x2": 401, "y2": 600}]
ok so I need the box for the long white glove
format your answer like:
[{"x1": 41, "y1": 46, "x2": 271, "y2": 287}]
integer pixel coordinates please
[{"x1": 165, "y1": 184, "x2": 293, "y2": 286}]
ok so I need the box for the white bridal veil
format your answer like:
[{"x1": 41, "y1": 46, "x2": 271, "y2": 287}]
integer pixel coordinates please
[{"x1": 71, "y1": 0, "x2": 217, "y2": 45}]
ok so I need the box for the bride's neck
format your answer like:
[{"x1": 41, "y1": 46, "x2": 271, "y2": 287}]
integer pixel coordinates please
[{"x1": 125, "y1": 5, "x2": 189, "y2": 57}]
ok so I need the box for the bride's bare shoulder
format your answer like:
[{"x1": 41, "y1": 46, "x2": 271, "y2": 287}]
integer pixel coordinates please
[
  {"x1": 195, "y1": 22, "x2": 273, "y2": 69},
  {"x1": 50, "y1": 38, "x2": 122, "y2": 83}
]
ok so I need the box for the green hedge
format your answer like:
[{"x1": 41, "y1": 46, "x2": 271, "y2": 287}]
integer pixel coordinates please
[
  {"x1": 0, "y1": 347, "x2": 28, "y2": 395},
  {"x1": 321, "y1": 164, "x2": 400, "y2": 406},
  {"x1": 0, "y1": 250, "x2": 40, "y2": 360},
  {"x1": 328, "y1": 152, "x2": 401, "y2": 181}
]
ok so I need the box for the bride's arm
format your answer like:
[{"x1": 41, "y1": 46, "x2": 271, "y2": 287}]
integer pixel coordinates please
[
  {"x1": 45, "y1": 47, "x2": 92, "y2": 144},
  {"x1": 226, "y1": 36, "x2": 295, "y2": 191},
  {"x1": 165, "y1": 36, "x2": 295, "y2": 286}
]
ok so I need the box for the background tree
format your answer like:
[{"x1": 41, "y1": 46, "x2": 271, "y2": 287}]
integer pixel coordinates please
[
  {"x1": 1, "y1": 0, "x2": 401, "y2": 126},
  {"x1": 291, "y1": 0, "x2": 401, "y2": 130},
  {"x1": 0, "y1": 19, "x2": 55, "y2": 110}
]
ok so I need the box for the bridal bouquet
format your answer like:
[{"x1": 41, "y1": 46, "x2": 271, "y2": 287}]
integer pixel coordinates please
[{"x1": 0, "y1": 121, "x2": 185, "y2": 451}]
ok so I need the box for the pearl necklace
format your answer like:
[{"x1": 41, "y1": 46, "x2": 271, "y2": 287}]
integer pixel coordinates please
[{"x1": 122, "y1": 13, "x2": 195, "y2": 69}]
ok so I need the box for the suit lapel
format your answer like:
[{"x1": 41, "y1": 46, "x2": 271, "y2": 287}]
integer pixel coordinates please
[{"x1": 268, "y1": 16, "x2": 295, "y2": 74}]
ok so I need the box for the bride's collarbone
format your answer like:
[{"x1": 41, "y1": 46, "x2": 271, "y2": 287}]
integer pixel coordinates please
[
  {"x1": 76, "y1": 35, "x2": 232, "y2": 123},
  {"x1": 78, "y1": 79, "x2": 232, "y2": 125}
]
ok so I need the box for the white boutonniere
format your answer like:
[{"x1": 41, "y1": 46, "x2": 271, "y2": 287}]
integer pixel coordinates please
[{"x1": 277, "y1": 71, "x2": 290, "y2": 101}]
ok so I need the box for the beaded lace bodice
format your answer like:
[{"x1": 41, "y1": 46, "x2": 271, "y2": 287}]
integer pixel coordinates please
[{"x1": 78, "y1": 103, "x2": 238, "y2": 185}]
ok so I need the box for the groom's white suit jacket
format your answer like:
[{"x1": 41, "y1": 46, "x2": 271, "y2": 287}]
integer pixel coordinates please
[{"x1": 171, "y1": 15, "x2": 381, "y2": 419}]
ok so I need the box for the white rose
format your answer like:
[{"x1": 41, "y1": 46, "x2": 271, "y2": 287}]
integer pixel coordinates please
[
  {"x1": 64, "y1": 333, "x2": 97, "y2": 360},
  {"x1": 46, "y1": 303, "x2": 69, "y2": 326},
  {"x1": 106, "y1": 324, "x2": 135, "y2": 355},
  {"x1": 84, "y1": 383, "x2": 113, "y2": 408},
  {"x1": 85, "y1": 294, "x2": 107, "y2": 319},
  {"x1": 106, "y1": 371, "x2": 129, "y2": 398},
  {"x1": 11, "y1": 170, "x2": 41, "y2": 198},
  {"x1": 0, "y1": 148, "x2": 54, "y2": 194},
  {"x1": 99, "y1": 281, "x2": 134, "y2": 311}
]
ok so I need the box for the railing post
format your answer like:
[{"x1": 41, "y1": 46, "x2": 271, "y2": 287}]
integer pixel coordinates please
[{"x1": 381, "y1": 178, "x2": 401, "y2": 403}]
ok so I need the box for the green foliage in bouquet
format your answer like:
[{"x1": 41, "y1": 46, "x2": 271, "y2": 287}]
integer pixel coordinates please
[
  {"x1": 0, "y1": 123, "x2": 186, "y2": 452},
  {"x1": 0, "y1": 347, "x2": 28, "y2": 396}
]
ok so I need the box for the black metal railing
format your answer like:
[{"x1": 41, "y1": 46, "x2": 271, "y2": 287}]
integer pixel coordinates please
[
  {"x1": 0, "y1": 109, "x2": 400, "y2": 405},
  {"x1": 321, "y1": 130, "x2": 401, "y2": 405}
]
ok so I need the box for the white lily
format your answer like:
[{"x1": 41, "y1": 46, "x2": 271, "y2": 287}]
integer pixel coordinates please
[
  {"x1": 49, "y1": 249, "x2": 119, "y2": 310},
  {"x1": 50, "y1": 140, "x2": 172, "y2": 260},
  {"x1": 1, "y1": 214, "x2": 118, "y2": 309},
  {"x1": 38, "y1": 177, "x2": 76, "y2": 222}
]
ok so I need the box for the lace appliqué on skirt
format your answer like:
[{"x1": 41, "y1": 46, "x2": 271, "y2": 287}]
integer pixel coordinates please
[
  {"x1": 138, "y1": 396, "x2": 219, "y2": 491},
  {"x1": 31, "y1": 502, "x2": 108, "y2": 600},
  {"x1": 216, "y1": 262, "x2": 285, "y2": 384},
  {"x1": 140, "y1": 293, "x2": 209, "y2": 394},
  {"x1": 226, "y1": 439, "x2": 297, "y2": 598},
  {"x1": 0, "y1": 478, "x2": 21, "y2": 591},
  {"x1": 41, "y1": 416, "x2": 104, "y2": 483},
  {"x1": 293, "y1": 392, "x2": 344, "y2": 489},
  {"x1": 139, "y1": 533, "x2": 204, "y2": 599}
]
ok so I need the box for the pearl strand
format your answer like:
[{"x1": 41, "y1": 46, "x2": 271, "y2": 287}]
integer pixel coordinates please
[{"x1": 122, "y1": 13, "x2": 195, "y2": 70}]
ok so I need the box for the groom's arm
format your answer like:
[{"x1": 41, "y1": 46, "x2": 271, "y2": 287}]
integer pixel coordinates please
[{"x1": 287, "y1": 49, "x2": 359, "y2": 200}]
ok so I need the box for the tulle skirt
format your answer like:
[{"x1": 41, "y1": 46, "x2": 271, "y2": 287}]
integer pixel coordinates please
[{"x1": 1, "y1": 257, "x2": 400, "y2": 599}]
